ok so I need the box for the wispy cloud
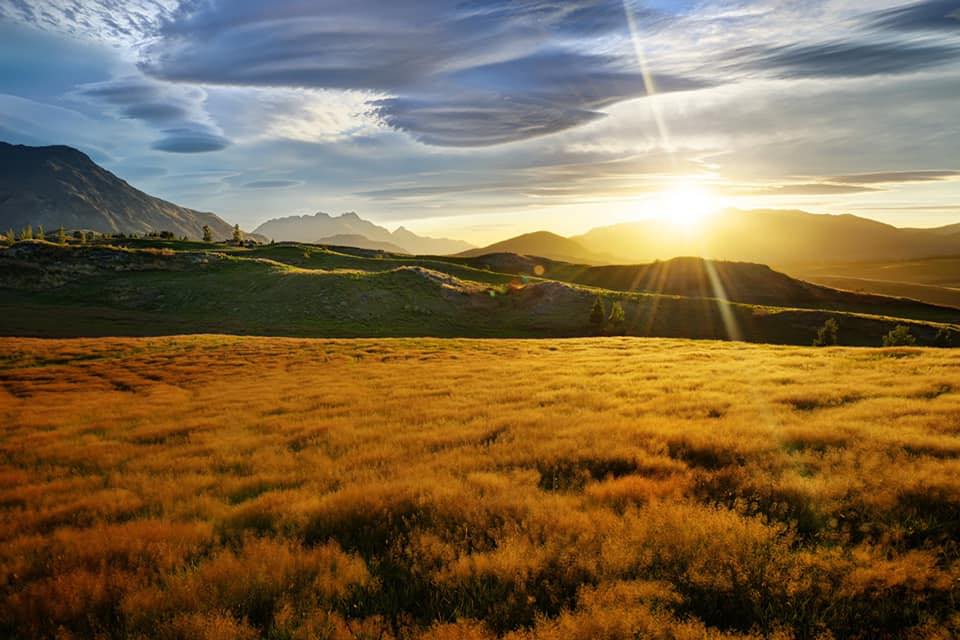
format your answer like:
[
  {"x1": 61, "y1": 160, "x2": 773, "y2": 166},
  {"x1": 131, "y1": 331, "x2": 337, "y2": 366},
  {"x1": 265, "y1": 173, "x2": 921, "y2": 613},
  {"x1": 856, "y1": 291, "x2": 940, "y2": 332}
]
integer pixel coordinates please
[{"x1": 73, "y1": 76, "x2": 229, "y2": 153}]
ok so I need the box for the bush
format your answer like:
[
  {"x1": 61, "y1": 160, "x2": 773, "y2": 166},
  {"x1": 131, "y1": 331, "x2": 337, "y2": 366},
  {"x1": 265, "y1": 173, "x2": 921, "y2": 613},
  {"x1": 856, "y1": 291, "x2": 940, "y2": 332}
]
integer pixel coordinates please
[
  {"x1": 883, "y1": 325, "x2": 916, "y2": 347},
  {"x1": 934, "y1": 327, "x2": 953, "y2": 348},
  {"x1": 607, "y1": 302, "x2": 626, "y2": 335},
  {"x1": 589, "y1": 297, "x2": 606, "y2": 330},
  {"x1": 203, "y1": 225, "x2": 213, "y2": 243},
  {"x1": 813, "y1": 318, "x2": 839, "y2": 346}
]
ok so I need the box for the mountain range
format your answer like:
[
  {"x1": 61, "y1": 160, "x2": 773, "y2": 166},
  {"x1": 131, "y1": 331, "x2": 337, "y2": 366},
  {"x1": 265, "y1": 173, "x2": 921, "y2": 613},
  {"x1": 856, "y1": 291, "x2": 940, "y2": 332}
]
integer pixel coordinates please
[
  {"x1": 0, "y1": 142, "x2": 235, "y2": 240},
  {"x1": 253, "y1": 212, "x2": 474, "y2": 255},
  {"x1": 458, "y1": 209, "x2": 960, "y2": 265}
]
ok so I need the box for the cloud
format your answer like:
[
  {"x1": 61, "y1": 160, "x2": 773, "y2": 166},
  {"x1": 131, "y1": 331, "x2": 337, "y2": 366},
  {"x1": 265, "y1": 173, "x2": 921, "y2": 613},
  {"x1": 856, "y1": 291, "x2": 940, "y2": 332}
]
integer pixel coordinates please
[
  {"x1": 725, "y1": 183, "x2": 880, "y2": 196},
  {"x1": 74, "y1": 76, "x2": 230, "y2": 153},
  {"x1": 830, "y1": 170, "x2": 960, "y2": 184},
  {"x1": 241, "y1": 180, "x2": 301, "y2": 189},
  {"x1": 729, "y1": 40, "x2": 960, "y2": 78},
  {"x1": 870, "y1": 0, "x2": 960, "y2": 32},
  {"x1": 131, "y1": 0, "x2": 704, "y2": 145},
  {"x1": 150, "y1": 128, "x2": 229, "y2": 153},
  {"x1": 0, "y1": 0, "x2": 179, "y2": 44}
]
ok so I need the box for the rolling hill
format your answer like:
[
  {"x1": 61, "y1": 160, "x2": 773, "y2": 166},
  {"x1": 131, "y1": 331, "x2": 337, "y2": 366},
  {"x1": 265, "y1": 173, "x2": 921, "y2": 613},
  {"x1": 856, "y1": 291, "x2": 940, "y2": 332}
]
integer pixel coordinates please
[
  {"x1": 457, "y1": 231, "x2": 614, "y2": 264},
  {"x1": 783, "y1": 256, "x2": 960, "y2": 309},
  {"x1": 0, "y1": 240, "x2": 955, "y2": 346},
  {"x1": 315, "y1": 234, "x2": 409, "y2": 254},
  {"x1": 253, "y1": 212, "x2": 473, "y2": 255},
  {"x1": 0, "y1": 142, "x2": 236, "y2": 240}
]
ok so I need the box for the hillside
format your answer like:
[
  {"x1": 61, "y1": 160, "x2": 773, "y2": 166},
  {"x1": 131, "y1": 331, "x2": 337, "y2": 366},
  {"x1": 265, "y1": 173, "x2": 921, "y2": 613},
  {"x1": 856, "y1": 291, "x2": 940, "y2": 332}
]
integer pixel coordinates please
[
  {"x1": 0, "y1": 241, "x2": 955, "y2": 346},
  {"x1": 316, "y1": 234, "x2": 409, "y2": 254},
  {"x1": 458, "y1": 231, "x2": 613, "y2": 264},
  {"x1": 572, "y1": 209, "x2": 960, "y2": 263},
  {"x1": 783, "y1": 256, "x2": 960, "y2": 309},
  {"x1": 0, "y1": 142, "x2": 235, "y2": 240},
  {"x1": 253, "y1": 212, "x2": 473, "y2": 255}
]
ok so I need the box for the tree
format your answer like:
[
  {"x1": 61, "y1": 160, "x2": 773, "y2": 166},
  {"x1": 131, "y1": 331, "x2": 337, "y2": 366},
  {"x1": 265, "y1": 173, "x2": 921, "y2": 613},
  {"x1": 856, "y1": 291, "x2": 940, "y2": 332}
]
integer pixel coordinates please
[
  {"x1": 590, "y1": 297, "x2": 606, "y2": 330},
  {"x1": 57, "y1": 226, "x2": 67, "y2": 245},
  {"x1": 36, "y1": 224, "x2": 45, "y2": 240},
  {"x1": 813, "y1": 318, "x2": 839, "y2": 346},
  {"x1": 22, "y1": 224, "x2": 33, "y2": 240},
  {"x1": 232, "y1": 224, "x2": 244, "y2": 244},
  {"x1": 608, "y1": 301, "x2": 626, "y2": 335},
  {"x1": 935, "y1": 327, "x2": 953, "y2": 348},
  {"x1": 202, "y1": 225, "x2": 213, "y2": 243},
  {"x1": 883, "y1": 325, "x2": 916, "y2": 347},
  {"x1": 4, "y1": 228, "x2": 14, "y2": 245}
]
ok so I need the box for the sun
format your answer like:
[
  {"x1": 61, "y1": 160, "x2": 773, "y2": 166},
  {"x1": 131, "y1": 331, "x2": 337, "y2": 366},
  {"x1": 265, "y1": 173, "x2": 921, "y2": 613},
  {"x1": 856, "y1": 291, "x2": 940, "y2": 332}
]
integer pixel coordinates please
[{"x1": 653, "y1": 182, "x2": 721, "y2": 229}]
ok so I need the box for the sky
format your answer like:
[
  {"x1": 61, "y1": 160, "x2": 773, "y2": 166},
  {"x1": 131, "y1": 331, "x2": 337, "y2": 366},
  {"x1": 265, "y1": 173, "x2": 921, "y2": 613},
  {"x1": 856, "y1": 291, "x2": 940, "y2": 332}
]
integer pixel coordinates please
[{"x1": 1, "y1": 0, "x2": 958, "y2": 243}]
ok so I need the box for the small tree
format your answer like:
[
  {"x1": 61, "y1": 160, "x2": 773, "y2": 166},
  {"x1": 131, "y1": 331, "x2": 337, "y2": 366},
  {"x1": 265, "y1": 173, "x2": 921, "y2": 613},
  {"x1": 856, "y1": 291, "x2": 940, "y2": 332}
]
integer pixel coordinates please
[
  {"x1": 36, "y1": 224, "x2": 45, "y2": 240},
  {"x1": 813, "y1": 318, "x2": 839, "y2": 346},
  {"x1": 4, "y1": 228, "x2": 13, "y2": 246},
  {"x1": 883, "y1": 325, "x2": 916, "y2": 347},
  {"x1": 202, "y1": 225, "x2": 213, "y2": 243},
  {"x1": 22, "y1": 225, "x2": 33, "y2": 240},
  {"x1": 608, "y1": 301, "x2": 626, "y2": 335},
  {"x1": 590, "y1": 296, "x2": 606, "y2": 329},
  {"x1": 232, "y1": 224, "x2": 244, "y2": 244},
  {"x1": 57, "y1": 226, "x2": 66, "y2": 245},
  {"x1": 934, "y1": 327, "x2": 953, "y2": 348}
]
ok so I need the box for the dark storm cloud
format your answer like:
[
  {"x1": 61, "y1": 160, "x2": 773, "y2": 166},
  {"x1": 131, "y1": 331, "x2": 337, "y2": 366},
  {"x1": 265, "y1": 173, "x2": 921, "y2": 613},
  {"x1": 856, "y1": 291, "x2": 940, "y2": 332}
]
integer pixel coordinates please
[
  {"x1": 870, "y1": 0, "x2": 960, "y2": 32},
  {"x1": 729, "y1": 40, "x2": 960, "y2": 78}
]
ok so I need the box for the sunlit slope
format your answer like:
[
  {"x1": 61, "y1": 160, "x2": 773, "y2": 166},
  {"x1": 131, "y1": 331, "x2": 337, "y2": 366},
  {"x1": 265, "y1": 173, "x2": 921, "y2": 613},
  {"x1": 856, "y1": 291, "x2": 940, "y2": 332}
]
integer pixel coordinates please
[
  {"x1": 0, "y1": 241, "x2": 956, "y2": 344},
  {"x1": 573, "y1": 209, "x2": 960, "y2": 264},
  {"x1": 1, "y1": 336, "x2": 959, "y2": 639},
  {"x1": 783, "y1": 256, "x2": 960, "y2": 309}
]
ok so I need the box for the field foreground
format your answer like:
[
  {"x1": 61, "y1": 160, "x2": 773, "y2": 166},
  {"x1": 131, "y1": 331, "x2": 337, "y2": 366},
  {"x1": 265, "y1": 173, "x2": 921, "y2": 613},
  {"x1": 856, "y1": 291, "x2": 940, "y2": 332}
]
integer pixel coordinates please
[{"x1": 1, "y1": 336, "x2": 959, "y2": 639}]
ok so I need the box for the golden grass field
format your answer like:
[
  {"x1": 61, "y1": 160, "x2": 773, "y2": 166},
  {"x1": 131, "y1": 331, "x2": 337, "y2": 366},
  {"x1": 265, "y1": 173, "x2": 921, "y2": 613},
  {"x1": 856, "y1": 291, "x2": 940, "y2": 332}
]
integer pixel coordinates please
[{"x1": 1, "y1": 336, "x2": 959, "y2": 639}]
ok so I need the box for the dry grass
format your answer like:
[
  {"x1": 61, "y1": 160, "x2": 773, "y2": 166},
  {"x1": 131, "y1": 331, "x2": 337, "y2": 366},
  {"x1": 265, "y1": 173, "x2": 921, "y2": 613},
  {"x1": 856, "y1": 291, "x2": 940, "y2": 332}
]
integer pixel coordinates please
[{"x1": 1, "y1": 336, "x2": 959, "y2": 639}]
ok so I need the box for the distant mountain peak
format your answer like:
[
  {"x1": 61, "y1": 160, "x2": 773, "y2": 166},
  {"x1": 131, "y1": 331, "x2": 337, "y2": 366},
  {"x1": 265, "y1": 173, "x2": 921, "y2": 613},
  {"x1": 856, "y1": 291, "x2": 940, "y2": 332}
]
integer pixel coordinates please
[{"x1": 252, "y1": 211, "x2": 474, "y2": 255}]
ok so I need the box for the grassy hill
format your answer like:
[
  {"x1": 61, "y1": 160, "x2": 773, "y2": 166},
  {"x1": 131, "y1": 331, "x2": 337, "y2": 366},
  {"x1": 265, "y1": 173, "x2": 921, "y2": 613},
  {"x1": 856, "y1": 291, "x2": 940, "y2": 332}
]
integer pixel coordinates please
[
  {"x1": 781, "y1": 256, "x2": 960, "y2": 309},
  {"x1": 0, "y1": 240, "x2": 956, "y2": 346},
  {"x1": 457, "y1": 231, "x2": 613, "y2": 264},
  {"x1": 1, "y1": 336, "x2": 958, "y2": 639}
]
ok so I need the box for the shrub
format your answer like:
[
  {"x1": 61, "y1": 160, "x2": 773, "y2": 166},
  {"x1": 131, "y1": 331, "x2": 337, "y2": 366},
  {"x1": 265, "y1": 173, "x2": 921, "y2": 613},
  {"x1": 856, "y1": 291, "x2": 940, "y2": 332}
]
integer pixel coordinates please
[
  {"x1": 57, "y1": 226, "x2": 66, "y2": 245},
  {"x1": 589, "y1": 297, "x2": 606, "y2": 330},
  {"x1": 934, "y1": 327, "x2": 953, "y2": 348},
  {"x1": 607, "y1": 302, "x2": 626, "y2": 335},
  {"x1": 233, "y1": 224, "x2": 244, "y2": 244},
  {"x1": 203, "y1": 225, "x2": 213, "y2": 242},
  {"x1": 883, "y1": 325, "x2": 916, "y2": 347},
  {"x1": 813, "y1": 318, "x2": 839, "y2": 346}
]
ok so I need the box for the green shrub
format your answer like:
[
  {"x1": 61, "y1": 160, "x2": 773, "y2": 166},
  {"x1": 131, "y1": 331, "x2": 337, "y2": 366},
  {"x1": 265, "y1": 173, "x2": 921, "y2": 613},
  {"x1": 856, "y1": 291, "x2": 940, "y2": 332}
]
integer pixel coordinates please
[
  {"x1": 813, "y1": 318, "x2": 839, "y2": 346},
  {"x1": 883, "y1": 325, "x2": 916, "y2": 347}
]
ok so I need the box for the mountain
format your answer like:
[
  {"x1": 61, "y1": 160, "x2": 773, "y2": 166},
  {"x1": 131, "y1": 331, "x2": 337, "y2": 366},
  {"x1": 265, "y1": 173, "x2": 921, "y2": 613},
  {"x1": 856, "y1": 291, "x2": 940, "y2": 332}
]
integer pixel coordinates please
[
  {"x1": 0, "y1": 142, "x2": 235, "y2": 240},
  {"x1": 923, "y1": 222, "x2": 960, "y2": 236},
  {"x1": 252, "y1": 212, "x2": 473, "y2": 255},
  {"x1": 457, "y1": 231, "x2": 614, "y2": 264},
  {"x1": 316, "y1": 234, "x2": 409, "y2": 254},
  {"x1": 573, "y1": 209, "x2": 960, "y2": 265}
]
